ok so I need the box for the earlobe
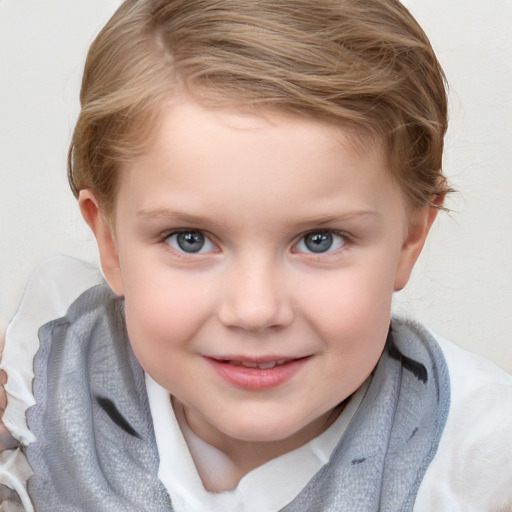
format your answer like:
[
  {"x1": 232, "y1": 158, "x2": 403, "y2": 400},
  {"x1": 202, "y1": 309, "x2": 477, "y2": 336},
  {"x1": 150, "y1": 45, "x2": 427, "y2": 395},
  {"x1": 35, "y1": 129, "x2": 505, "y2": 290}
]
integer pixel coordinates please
[
  {"x1": 79, "y1": 190, "x2": 124, "y2": 296},
  {"x1": 394, "y1": 204, "x2": 440, "y2": 291}
]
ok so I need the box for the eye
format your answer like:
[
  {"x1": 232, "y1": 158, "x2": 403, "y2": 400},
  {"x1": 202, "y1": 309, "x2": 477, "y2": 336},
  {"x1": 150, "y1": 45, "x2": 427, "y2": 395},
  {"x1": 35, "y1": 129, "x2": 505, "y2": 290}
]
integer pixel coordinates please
[
  {"x1": 294, "y1": 230, "x2": 347, "y2": 254},
  {"x1": 164, "y1": 230, "x2": 217, "y2": 254}
]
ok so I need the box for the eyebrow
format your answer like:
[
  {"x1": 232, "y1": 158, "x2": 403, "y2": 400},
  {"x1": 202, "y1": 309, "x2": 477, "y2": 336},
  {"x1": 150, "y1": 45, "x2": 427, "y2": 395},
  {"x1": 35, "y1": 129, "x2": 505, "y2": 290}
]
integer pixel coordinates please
[
  {"x1": 137, "y1": 208, "x2": 215, "y2": 225},
  {"x1": 292, "y1": 211, "x2": 378, "y2": 230},
  {"x1": 136, "y1": 207, "x2": 378, "y2": 228}
]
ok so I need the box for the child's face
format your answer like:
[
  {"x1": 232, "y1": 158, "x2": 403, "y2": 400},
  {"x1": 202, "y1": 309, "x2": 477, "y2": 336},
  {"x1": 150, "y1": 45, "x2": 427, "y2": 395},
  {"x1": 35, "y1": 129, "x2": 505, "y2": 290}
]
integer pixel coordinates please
[{"x1": 82, "y1": 96, "x2": 436, "y2": 453}]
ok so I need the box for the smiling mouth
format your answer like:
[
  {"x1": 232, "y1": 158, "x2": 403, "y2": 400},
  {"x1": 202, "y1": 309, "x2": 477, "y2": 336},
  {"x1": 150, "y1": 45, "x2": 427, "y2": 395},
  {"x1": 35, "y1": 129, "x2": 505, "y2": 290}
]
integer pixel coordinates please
[
  {"x1": 218, "y1": 359, "x2": 292, "y2": 369},
  {"x1": 206, "y1": 356, "x2": 310, "y2": 390}
]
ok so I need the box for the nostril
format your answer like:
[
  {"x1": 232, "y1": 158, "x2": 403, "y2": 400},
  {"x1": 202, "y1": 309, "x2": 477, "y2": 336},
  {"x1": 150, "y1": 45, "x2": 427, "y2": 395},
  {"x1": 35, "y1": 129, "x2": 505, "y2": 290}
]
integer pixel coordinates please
[
  {"x1": 217, "y1": 267, "x2": 294, "y2": 331},
  {"x1": 218, "y1": 294, "x2": 280, "y2": 330},
  {"x1": 219, "y1": 303, "x2": 292, "y2": 332}
]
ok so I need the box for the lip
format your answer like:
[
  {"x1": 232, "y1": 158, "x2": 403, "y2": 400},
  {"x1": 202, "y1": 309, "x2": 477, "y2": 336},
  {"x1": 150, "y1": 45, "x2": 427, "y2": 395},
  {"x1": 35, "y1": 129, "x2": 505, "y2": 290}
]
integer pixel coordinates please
[{"x1": 205, "y1": 355, "x2": 310, "y2": 391}]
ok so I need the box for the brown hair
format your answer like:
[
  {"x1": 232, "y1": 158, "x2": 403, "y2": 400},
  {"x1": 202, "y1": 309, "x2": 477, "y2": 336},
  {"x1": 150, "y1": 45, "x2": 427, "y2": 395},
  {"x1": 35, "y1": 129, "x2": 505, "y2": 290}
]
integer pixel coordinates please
[{"x1": 69, "y1": 0, "x2": 449, "y2": 214}]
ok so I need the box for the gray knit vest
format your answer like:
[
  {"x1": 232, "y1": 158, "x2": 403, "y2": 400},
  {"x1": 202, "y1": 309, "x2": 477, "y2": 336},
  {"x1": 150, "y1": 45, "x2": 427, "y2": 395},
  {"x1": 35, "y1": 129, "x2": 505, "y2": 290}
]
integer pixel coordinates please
[{"x1": 26, "y1": 285, "x2": 450, "y2": 511}]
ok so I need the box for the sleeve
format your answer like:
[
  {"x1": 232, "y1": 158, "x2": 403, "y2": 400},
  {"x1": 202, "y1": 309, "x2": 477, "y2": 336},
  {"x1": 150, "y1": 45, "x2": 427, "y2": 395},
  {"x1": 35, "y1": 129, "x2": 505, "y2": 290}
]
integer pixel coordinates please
[
  {"x1": 0, "y1": 255, "x2": 104, "y2": 511},
  {"x1": 414, "y1": 333, "x2": 512, "y2": 512}
]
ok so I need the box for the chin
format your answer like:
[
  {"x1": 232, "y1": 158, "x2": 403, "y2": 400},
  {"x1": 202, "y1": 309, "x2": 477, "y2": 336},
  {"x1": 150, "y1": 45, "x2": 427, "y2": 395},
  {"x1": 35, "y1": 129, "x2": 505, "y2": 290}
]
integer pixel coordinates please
[{"x1": 218, "y1": 416, "x2": 306, "y2": 444}]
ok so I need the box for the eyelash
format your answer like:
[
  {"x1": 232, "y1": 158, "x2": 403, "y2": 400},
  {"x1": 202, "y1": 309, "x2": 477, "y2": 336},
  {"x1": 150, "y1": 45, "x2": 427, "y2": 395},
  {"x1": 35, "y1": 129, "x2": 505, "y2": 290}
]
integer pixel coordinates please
[
  {"x1": 159, "y1": 229, "x2": 352, "y2": 257},
  {"x1": 293, "y1": 230, "x2": 350, "y2": 255},
  {"x1": 162, "y1": 229, "x2": 218, "y2": 255}
]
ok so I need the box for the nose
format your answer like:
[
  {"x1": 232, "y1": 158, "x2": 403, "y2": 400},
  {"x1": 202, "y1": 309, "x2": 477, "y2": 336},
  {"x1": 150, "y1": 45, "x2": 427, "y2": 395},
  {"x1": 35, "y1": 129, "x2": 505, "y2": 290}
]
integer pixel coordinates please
[{"x1": 217, "y1": 255, "x2": 294, "y2": 332}]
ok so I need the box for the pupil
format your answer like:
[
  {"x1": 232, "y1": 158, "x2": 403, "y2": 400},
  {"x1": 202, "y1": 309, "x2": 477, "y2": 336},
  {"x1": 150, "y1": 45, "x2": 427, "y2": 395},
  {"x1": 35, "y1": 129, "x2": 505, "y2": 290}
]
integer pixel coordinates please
[
  {"x1": 177, "y1": 231, "x2": 205, "y2": 253},
  {"x1": 305, "y1": 232, "x2": 333, "y2": 253}
]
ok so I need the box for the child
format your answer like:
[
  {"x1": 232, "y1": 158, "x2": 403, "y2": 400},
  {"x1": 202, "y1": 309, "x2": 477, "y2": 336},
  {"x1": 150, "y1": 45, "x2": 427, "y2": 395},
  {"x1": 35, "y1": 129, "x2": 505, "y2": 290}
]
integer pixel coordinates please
[{"x1": 1, "y1": 0, "x2": 512, "y2": 510}]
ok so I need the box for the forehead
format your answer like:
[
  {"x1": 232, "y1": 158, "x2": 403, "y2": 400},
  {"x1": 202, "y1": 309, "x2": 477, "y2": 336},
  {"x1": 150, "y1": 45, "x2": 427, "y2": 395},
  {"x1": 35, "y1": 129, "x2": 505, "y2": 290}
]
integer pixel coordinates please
[
  {"x1": 114, "y1": 95, "x2": 407, "y2": 232},
  {"x1": 126, "y1": 93, "x2": 385, "y2": 180}
]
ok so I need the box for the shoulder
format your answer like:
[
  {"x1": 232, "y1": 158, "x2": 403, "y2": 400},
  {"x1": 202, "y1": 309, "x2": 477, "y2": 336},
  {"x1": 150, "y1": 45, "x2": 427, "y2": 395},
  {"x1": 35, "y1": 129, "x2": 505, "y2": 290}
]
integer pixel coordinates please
[
  {"x1": 0, "y1": 256, "x2": 104, "y2": 511},
  {"x1": 1, "y1": 255, "x2": 104, "y2": 442},
  {"x1": 415, "y1": 329, "x2": 512, "y2": 512}
]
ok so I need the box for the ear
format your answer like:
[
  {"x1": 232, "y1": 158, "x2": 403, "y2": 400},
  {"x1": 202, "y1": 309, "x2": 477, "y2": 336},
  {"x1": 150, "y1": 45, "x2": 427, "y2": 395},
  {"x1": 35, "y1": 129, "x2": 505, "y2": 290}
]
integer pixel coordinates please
[
  {"x1": 394, "y1": 202, "x2": 440, "y2": 291},
  {"x1": 79, "y1": 190, "x2": 124, "y2": 296}
]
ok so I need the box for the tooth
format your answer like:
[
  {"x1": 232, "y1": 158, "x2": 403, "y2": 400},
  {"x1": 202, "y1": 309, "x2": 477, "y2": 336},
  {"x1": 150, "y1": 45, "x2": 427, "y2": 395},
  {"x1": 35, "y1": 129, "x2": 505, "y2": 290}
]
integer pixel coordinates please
[
  {"x1": 276, "y1": 360, "x2": 288, "y2": 366},
  {"x1": 258, "y1": 361, "x2": 277, "y2": 369},
  {"x1": 241, "y1": 361, "x2": 259, "y2": 368}
]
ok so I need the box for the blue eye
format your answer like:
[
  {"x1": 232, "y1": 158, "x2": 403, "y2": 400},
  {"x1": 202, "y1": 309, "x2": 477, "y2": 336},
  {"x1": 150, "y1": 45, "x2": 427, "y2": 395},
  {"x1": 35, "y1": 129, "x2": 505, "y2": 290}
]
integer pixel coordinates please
[
  {"x1": 295, "y1": 231, "x2": 346, "y2": 254},
  {"x1": 165, "y1": 230, "x2": 216, "y2": 254}
]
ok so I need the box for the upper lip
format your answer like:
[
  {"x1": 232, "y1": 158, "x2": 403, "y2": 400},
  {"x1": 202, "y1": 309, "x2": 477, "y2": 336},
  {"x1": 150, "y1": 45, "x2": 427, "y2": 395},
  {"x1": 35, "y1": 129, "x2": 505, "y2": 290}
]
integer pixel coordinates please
[{"x1": 205, "y1": 355, "x2": 309, "y2": 369}]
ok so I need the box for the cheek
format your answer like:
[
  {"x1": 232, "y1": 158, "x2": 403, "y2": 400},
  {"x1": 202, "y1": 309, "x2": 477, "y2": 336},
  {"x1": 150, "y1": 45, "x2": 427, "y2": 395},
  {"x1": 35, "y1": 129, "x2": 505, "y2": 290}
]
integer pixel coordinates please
[
  {"x1": 297, "y1": 264, "x2": 394, "y2": 378},
  {"x1": 123, "y1": 295, "x2": 203, "y2": 393},
  {"x1": 299, "y1": 262, "x2": 396, "y2": 330},
  {"x1": 121, "y1": 270, "x2": 211, "y2": 370}
]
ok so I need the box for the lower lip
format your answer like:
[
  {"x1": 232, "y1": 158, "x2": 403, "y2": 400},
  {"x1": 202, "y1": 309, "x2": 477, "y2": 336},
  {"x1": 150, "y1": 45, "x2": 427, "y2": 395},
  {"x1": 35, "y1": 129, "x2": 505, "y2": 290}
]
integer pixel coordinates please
[{"x1": 206, "y1": 357, "x2": 309, "y2": 391}]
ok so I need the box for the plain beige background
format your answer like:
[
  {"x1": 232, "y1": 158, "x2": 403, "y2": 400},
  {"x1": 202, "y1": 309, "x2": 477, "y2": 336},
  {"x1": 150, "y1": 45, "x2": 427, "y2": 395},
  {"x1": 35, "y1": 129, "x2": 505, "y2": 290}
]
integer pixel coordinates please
[{"x1": 0, "y1": 0, "x2": 511, "y2": 372}]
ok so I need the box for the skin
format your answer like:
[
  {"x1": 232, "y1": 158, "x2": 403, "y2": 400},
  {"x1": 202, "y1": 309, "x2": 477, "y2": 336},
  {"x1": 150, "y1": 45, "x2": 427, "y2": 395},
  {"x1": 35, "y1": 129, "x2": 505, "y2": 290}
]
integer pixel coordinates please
[{"x1": 80, "y1": 96, "x2": 439, "y2": 491}]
